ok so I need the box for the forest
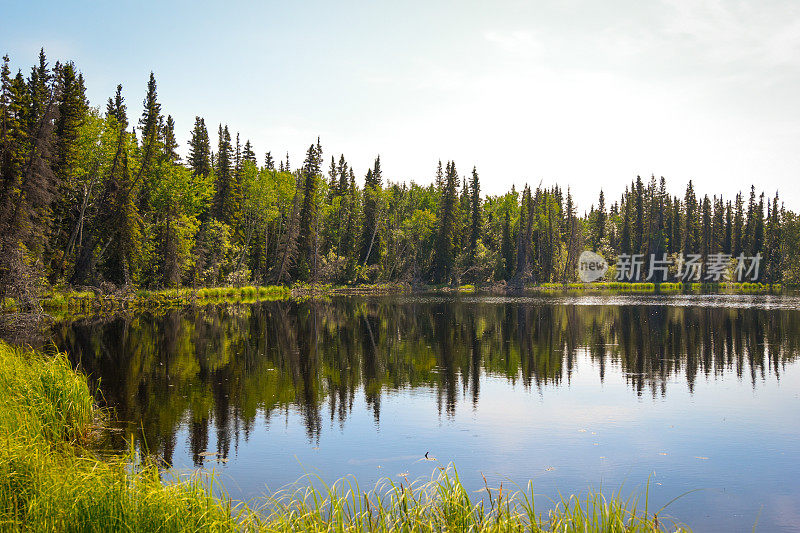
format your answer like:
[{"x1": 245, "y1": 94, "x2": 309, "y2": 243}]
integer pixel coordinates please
[{"x1": 2, "y1": 50, "x2": 799, "y2": 305}]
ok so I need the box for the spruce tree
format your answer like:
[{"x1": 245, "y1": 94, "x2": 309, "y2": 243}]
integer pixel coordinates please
[
  {"x1": 732, "y1": 192, "x2": 744, "y2": 256},
  {"x1": 361, "y1": 156, "x2": 382, "y2": 265},
  {"x1": 723, "y1": 201, "x2": 733, "y2": 254},
  {"x1": 188, "y1": 116, "x2": 211, "y2": 178},
  {"x1": 337, "y1": 154, "x2": 348, "y2": 195},
  {"x1": 682, "y1": 181, "x2": 697, "y2": 256},
  {"x1": 213, "y1": 125, "x2": 235, "y2": 222},
  {"x1": 296, "y1": 143, "x2": 321, "y2": 280},
  {"x1": 433, "y1": 161, "x2": 458, "y2": 283},
  {"x1": 469, "y1": 166, "x2": 481, "y2": 255},
  {"x1": 242, "y1": 140, "x2": 256, "y2": 164},
  {"x1": 161, "y1": 115, "x2": 179, "y2": 163},
  {"x1": 106, "y1": 84, "x2": 127, "y2": 127},
  {"x1": 595, "y1": 189, "x2": 606, "y2": 250}
]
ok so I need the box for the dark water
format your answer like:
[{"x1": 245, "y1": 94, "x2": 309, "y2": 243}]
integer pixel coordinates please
[{"x1": 51, "y1": 295, "x2": 800, "y2": 532}]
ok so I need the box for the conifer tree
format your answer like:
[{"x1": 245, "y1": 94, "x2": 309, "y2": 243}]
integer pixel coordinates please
[
  {"x1": 469, "y1": 166, "x2": 481, "y2": 255},
  {"x1": 161, "y1": 114, "x2": 179, "y2": 163},
  {"x1": 296, "y1": 143, "x2": 321, "y2": 280},
  {"x1": 700, "y1": 195, "x2": 712, "y2": 273},
  {"x1": 138, "y1": 72, "x2": 161, "y2": 167},
  {"x1": 723, "y1": 201, "x2": 733, "y2": 254},
  {"x1": 744, "y1": 185, "x2": 757, "y2": 255},
  {"x1": 732, "y1": 191, "x2": 744, "y2": 256},
  {"x1": 433, "y1": 161, "x2": 458, "y2": 283},
  {"x1": 682, "y1": 181, "x2": 698, "y2": 256},
  {"x1": 337, "y1": 154, "x2": 348, "y2": 195},
  {"x1": 242, "y1": 140, "x2": 256, "y2": 164},
  {"x1": 188, "y1": 117, "x2": 211, "y2": 178},
  {"x1": 106, "y1": 85, "x2": 127, "y2": 127},
  {"x1": 594, "y1": 189, "x2": 606, "y2": 251},
  {"x1": 213, "y1": 125, "x2": 236, "y2": 222},
  {"x1": 496, "y1": 210, "x2": 513, "y2": 280},
  {"x1": 361, "y1": 156, "x2": 382, "y2": 265}
]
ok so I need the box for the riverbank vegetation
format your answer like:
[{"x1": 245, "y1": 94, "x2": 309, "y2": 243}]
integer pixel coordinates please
[
  {"x1": 1, "y1": 49, "x2": 799, "y2": 310},
  {"x1": 0, "y1": 341, "x2": 689, "y2": 531}
]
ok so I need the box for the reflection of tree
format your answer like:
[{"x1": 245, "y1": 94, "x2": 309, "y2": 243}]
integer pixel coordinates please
[{"x1": 53, "y1": 300, "x2": 800, "y2": 463}]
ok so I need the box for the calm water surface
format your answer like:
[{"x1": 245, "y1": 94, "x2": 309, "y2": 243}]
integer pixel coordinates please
[{"x1": 51, "y1": 295, "x2": 800, "y2": 532}]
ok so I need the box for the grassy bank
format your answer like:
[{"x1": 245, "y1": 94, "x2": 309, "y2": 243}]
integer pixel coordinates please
[
  {"x1": 0, "y1": 341, "x2": 242, "y2": 530},
  {"x1": 0, "y1": 340, "x2": 690, "y2": 532},
  {"x1": 3, "y1": 280, "x2": 789, "y2": 317},
  {"x1": 4, "y1": 284, "x2": 412, "y2": 316},
  {"x1": 532, "y1": 281, "x2": 784, "y2": 294}
]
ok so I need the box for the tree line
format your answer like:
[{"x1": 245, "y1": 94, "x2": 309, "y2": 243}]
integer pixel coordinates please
[{"x1": 2, "y1": 50, "x2": 799, "y2": 302}]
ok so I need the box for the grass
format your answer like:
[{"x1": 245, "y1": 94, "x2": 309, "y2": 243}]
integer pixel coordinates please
[
  {"x1": 32, "y1": 285, "x2": 293, "y2": 315},
  {"x1": 534, "y1": 281, "x2": 783, "y2": 295},
  {"x1": 0, "y1": 340, "x2": 691, "y2": 531},
  {"x1": 0, "y1": 341, "x2": 242, "y2": 531}
]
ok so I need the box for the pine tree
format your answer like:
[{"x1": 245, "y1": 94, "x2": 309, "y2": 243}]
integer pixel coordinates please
[
  {"x1": 432, "y1": 161, "x2": 458, "y2": 283},
  {"x1": 700, "y1": 195, "x2": 712, "y2": 275},
  {"x1": 188, "y1": 117, "x2": 211, "y2": 178},
  {"x1": 497, "y1": 210, "x2": 513, "y2": 280},
  {"x1": 712, "y1": 196, "x2": 724, "y2": 253},
  {"x1": 0, "y1": 52, "x2": 58, "y2": 300},
  {"x1": 106, "y1": 85, "x2": 127, "y2": 127},
  {"x1": 633, "y1": 176, "x2": 644, "y2": 255},
  {"x1": 723, "y1": 201, "x2": 733, "y2": 254},
  {"x1": 48, "y1": 60, "x2": 89, "y2": 279},
  {"x1": 296, "y1": 143, "x2": 321, "y2": 280},
  {"x1": 242, "y1": 140, "x2": 256, "y2": 164},
  {"x1": 562, "y1": 187, "x2": 578, "y2": 282},
  {"x1": 670, "y1": 197, "x2": 681, "y2": 255},
  {"x1": 161, "y1": 115, "x2": 179, "y2": 163},
  {"x1": 213, "y1": 125, "x2": 235, "y2": 222},
  {"x1": 752, "y1": 193, "x2": 765, "y2": 257},
  {"x1": 515, "y1": 185, "x2": 531, "y2": 276},
  {"x1": 594, "y1": 189, "x2": 606, "y2": 251},
  {"x1": 682, "y1": 181, "x2": 697, "y2": 256},
  {"x1": 327, "y1": 156, "x2": 337, "y2": 197},
  {"x1": 138, "y1": 72, "x2": 161, "y2": 165},
  {"x1": 337, "y1": 154, "x2": 348, "y2": 195},
  {"x1": 341, "y1": 167, "x2": 359, "y2": 278},
  {"x1": 620, "y1": 188, "x2": 632, "y2": 257},
  {"x1": 743, "y1": 185, "x2": 757, "y2": 255},
  {"x1": 469, "y1": 166, "x2": 481, "y2": 256},
  {"x1": 53, "y1": 61, "x2": 88, "y2": 182},
  {"x1": 361, "y1": 156, "x2": 382, "y2": 265},
  {"x1": 732, "y1": 191, "x2": 744, "y2": 256}
]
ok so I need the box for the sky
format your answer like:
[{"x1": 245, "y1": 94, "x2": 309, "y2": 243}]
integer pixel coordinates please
[{"x1": 3, "y1": 0, "x2": 799, "y2": 211}]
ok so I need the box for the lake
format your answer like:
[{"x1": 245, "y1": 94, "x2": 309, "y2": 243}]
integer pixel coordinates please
[{"x1": 50, "y1": 294, "x2": 800, "y2": 532}]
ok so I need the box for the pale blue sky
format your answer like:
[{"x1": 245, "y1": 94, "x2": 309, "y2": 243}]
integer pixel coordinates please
[{"x1": 3, "y1": 0, "x2": 799, "y2": 209}]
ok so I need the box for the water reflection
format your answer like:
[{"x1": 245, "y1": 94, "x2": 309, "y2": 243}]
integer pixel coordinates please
[{"x1": 51, "y1": 297, "x2": 800, "y2": 467}]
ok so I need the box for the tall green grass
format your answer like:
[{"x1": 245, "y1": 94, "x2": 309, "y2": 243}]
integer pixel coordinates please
[
  {"x1": 256, "y1": 469, "x2": 690, "y2": 532},
  {"x1": 0, "y1": 341, "x2": 240, "y2": 531},
  {"x1": 0, "y1": 341, "x2": 690, "y2": 532}
]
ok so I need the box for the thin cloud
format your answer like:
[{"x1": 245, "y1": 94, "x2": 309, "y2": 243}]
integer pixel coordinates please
[{"x1": 483, "y1": 30, "x2": 543, "y2": 56}]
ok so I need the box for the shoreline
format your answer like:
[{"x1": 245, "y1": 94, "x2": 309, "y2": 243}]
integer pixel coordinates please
[{"x1": 0, "y1": 280, "x2": 789, "y2": 321}]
